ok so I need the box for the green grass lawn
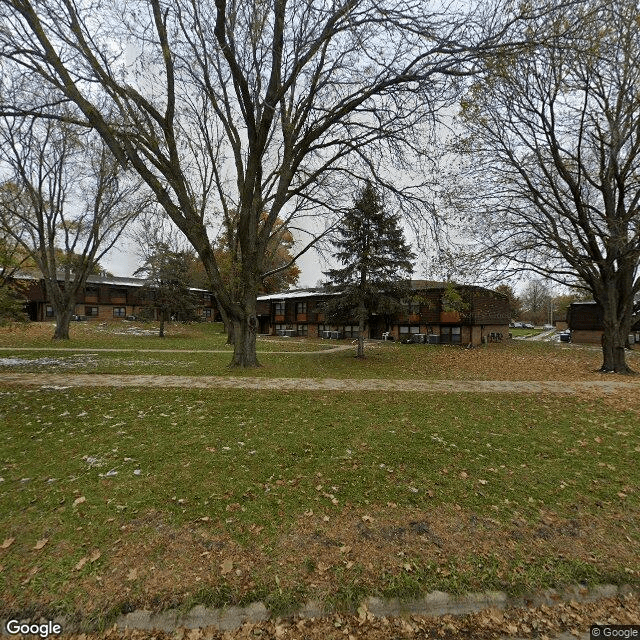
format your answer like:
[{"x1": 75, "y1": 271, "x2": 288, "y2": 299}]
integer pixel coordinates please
[
  {"x1": 1, "y1": 324, "x2": 636, "y2": 380},
  {"x1": 1, "y1": 386, "x2": 638, "y2": 626},
  {"x1": 509, "y1": 327, "x2": 548, "y2": 337},
  {"x1": 0, "y1": 321, "x2": 335, "y2": 353}
]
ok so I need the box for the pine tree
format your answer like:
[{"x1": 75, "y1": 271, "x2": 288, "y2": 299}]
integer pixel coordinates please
[
  {"x1": 324, "y1": 183, "x2": 415, "y2": 357},
  {"x1": 134, "y1": 243, "x2": 198, "y2": 338}
]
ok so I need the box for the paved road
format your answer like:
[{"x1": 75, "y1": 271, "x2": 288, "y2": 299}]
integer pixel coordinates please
[{"x1": 1, "y1": 372, "x2": 639, "y2": 394}]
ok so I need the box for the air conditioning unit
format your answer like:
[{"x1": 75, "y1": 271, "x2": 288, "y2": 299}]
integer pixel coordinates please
[
  {"x1": 321, "y1": 331, "x2": 332, "y2": 339},
  {"x1": 412, "y1": 333, "x2": 427, "y2": 344}
]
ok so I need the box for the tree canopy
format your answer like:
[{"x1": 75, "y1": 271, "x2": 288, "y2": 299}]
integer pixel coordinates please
[
  {"x1": 0, "y1": 114, "x2": 145, "y2": 339},
  {"x1": 0, "y1": 0, "x2": 544, "y2": 365},
  {"x1": 453, "y1": 0, "x2": 640, "y2": 372}
]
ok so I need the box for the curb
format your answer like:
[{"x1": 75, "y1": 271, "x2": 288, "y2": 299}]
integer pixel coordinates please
[
  {"x1": 108, "y1": 583, "x2": 640, "y2": 631},
  {"x1": 4, "y1": 583, "x2": 632, "y2": 635}
]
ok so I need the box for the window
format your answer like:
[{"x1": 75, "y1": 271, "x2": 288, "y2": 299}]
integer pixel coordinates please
[
  {"x1": 113, "y1": 307, "x2": 126, "y2": 318},
  {"x1": 201, "y1": 308, "x2": 212, "y2": 318},
  {"x1": 110, "y1": 288, "x2": 127, "y2": 301},
  {"x1": 399, "y1": 325, "x2": 419, "y2": 335},
  {"x1": 85, "y1": 286, "x2": 99, "y2": 299},
  {"x1": 204, "y1": 293, "x2": 212, "y2": 302},
  {"x1": 296, "y1": 301, "x2": 307, "y2": 314},
  {"x1": 297, "y1": 324, "x2": 308, "y2": 336},
  {"x1": 85, "y1": 306, "x2": 99, "y2": 317},
  {"x1": 274, "y1": 301, "x2": 285, "y2": 315},
  {"x1": 275, "y1": 324, "x2": 287, "y2": 334},
  {"x1": 409, "y1": 300, "x2": 421, "y2": 315},
  {"x1": 45, "y1": 305, "x2": 55, "y2": 318},
  {"x1": 343, "y1": 325, "x2": 360, "y2": 338},
  {"x1": 440, "y1": 326, "x2": 461, "y2": 344}
]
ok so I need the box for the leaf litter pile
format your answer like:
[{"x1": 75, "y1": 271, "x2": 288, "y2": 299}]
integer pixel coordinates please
[{"x1": 1, "y1": 383, "x2": 638, "y2": 635}]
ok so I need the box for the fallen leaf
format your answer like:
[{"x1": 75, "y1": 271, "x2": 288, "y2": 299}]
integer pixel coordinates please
[
  {"x1": 22, "y1": 566, "x2": 39, "y2": 585},
  {"x1": 1, "y1": 538, "x2": 15, "y2": 549},
  {"x1": 339, "y1": 545, "x2": 351, "y2": 554},
  {"x1": 220, "y1": 558, "x2": 233, "y2": 575},
  {"x1": 361, "y1": 515, "x2": 373, "y2": 522},
  {"x1": 73, "y1": 496, "x2": 86, "y2": 507},
  {"x1": 33, "y1": 538, "x2": 48, "y2": 550},
  {"x1": 127, "y1": 568, "x2": 138, "y2": 581},
  {"x1": 88, "y1": 549, "x2": 101, "y2": 563},
  {"x1": 75, "y1": 557, "x2": 88, "y2": 571}
]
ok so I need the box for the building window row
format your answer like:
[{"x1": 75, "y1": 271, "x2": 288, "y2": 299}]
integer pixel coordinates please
[{"x1": 399, "y1": 325, "x2": 420, "y2": 335}]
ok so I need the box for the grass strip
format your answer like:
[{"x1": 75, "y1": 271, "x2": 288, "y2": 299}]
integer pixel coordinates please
[{"x1": 1, "y1": 387, "x2": 638, "y2": 624}]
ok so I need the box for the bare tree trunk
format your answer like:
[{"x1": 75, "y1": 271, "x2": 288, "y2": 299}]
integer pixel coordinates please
[
  {"x1": 357, "y1": 300, "x2": 366, "y2": 358},
  {"x1": 601, "y1": 322, "x2": 632, "y2": 374},
  {"x1": 52, "y1": 306, "x2": 74, "y2": 340},
  {"x1": 159, "y1": 310, "x2": 166, "y2": 338},
  {"x1": 230, "y1": 314, "x2": 259, "y2": 366},
  {"x1": 599, "y1": 292, "x2": 634, "y2": 374},
  {"x1": 229, "y1": 290, "x2": 260, "y2": 367}
]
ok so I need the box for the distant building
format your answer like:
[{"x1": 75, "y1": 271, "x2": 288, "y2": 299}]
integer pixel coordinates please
[
  {"x1": 18, "y1": 273, "x2": 218, "y2": 322},
  {"x1": 567, "y1": 301, "x2": 640, "y2": 344},
  {"x1": 257, "y1": 281, "x2": 509, "y2": 346}
]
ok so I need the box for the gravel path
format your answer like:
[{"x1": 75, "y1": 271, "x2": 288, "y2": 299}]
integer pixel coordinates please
[{"x1": 1, "y1": 372, "x2": 639, "y2": 393}]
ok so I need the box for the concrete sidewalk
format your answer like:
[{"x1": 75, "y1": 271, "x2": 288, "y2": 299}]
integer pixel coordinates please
[{"x1": 1, "y1": 371, "x2": 639, "y2": 394}]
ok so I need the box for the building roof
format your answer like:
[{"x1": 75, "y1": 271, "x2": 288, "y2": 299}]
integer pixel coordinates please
[
  {"x1": 16, "y1": 271, "x2": 210, "y2": 293},
  {"x1": 258, "y1": 281, "x2": 506, "y2": 301}
]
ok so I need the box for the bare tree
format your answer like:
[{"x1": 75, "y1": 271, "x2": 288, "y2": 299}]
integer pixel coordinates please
[
  {"x1": 453, "y1": 0, "x2": 640, "y2": 372},
  {"x1": 0, "y1": 114, "x2": 146, "y2": 339},
  {"x1": 0, "y1": 0, "x2": 549, "y2": 365},
  {"x1": 520, "y1": 280, "x2": 551, "y2": 325}
]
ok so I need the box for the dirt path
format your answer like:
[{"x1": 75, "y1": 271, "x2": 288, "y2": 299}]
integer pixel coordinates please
[{"x1": 1, "y1": 372, "x2": 639, "y2": 393}]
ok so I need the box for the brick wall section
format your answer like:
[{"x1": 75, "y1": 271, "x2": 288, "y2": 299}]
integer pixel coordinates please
[{"x1": 469, "y1": 289, "x2": 511, "y2": 325}]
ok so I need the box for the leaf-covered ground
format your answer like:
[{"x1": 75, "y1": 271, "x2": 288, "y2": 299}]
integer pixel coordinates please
[
  {"x1": 40, "y1": 593, "x2": 640, "y2": 639},
  {"x1": 1, "y1": 387, "x2": 638, "y2": 630}
]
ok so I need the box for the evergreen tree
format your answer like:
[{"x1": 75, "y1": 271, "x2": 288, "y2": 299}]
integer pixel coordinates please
[
  {"x1": 134, "y1": 243, "x2": 199, "y2": 338},
  {"x1": 324, "y1": 183, "x2": 415, "y2": 357}
]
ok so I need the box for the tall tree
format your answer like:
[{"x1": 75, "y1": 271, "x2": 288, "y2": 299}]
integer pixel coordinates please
[
  {"x1": 494, "y1": 283, "x2": 522, "y2": 320},
  {"x1": 134, "y1": 244, "x2": 199, "y2": 337},
  {"x1": 0, "y1": 115, "x2": 146, "y2": 339},
  {"x1": 324, "y1": 182, "x2": 415, "y2": 357},
  {"x1": 0, "y1": 0, "x2": 545, "y2": 366},
  {"x1": 520, "y1": 279, "x2": 551, "y2": 325},
  {"x1": 454, "y1": 0, "x2": 640, "y2": 372},
  {"x1": 0, "y1": 231, "x2": 29, "y2": 323}
]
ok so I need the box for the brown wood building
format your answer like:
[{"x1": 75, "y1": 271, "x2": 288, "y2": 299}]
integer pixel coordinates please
[
  {"x1": 567, "y1": 301, "x2": 640, "y2": 344},
  {"x1": 20, "y1": 273, "x2": 218, "y2": 322},
  {"x1": 257, "y1": 281, "x2": 509, "y2": 346}
]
